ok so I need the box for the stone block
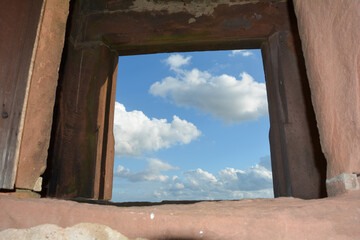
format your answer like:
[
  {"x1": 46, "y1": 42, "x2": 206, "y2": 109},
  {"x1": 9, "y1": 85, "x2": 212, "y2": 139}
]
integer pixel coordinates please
[{"x1": 326, "y1": 173, "x2": 360, "y2": 197}]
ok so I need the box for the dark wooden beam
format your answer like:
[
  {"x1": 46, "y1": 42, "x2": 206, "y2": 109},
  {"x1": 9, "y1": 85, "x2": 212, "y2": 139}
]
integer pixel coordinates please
[
  {"x1": 48, "y1": 43, "x2": 117, "y2": 199},
  {"x1": 0, "y1": 0, "x2": 44, "y2": 189},
  {"x1": 82, "y1": 1, "x2": 290, "y2": 54},
  {"x1": 262, "y1": 30, "x2": 327, "y2": 198}
]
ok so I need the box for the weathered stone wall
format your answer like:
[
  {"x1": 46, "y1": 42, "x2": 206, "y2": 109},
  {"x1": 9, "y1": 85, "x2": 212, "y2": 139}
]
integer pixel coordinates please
[
  {"x1": 0, "y1": 1, "x2": 360, "y2": 239},
  {"x1": 293, "y1": 0, "x2": 360, "y2": 196}
]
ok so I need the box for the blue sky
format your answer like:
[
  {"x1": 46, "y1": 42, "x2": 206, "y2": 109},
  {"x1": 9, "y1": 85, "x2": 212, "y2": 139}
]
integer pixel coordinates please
[{"x1": 112, "y1": 49, "x2": 273, "y2": 202}]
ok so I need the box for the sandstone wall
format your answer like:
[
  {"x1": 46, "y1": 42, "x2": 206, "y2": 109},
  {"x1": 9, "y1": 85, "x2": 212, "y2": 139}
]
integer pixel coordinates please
[{"x1": 293, "y1": 0, "x2": 360, "y2": 195}]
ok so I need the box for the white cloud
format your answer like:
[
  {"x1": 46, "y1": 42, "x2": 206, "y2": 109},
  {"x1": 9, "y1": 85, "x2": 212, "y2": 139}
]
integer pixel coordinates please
[
  {"x1": 186, "y1": 168, "x2": 218, "y2": 183},
  {"x1": 113, "y1": 155, "x2": 274, "y2": 201},
  {"x1": 217, "y1": 165, "x2": 272, "y2": 191},
  {"x1": 229, "y1": 50, "x2": 254, "y2": 57},
  {"x1": 113, "y1": 102, "x2": 201, "y2": 156},
  {"x1": 115, "y1": 158, "x2": 178, "y2": 182},
  {"x1": 164, "y1": 54, "x2": 192, "y2": 70},
  {"x1": 158, "y1": 156, "x2": 273, "y2": 200},
  {"x1": 149, "y1": 60, "x2": 268, "y2": 123}
]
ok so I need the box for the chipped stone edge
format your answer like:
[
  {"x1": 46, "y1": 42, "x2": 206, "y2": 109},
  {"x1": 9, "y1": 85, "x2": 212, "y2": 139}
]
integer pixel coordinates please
[{"x1": 326, "y1": 173, "x2": 360, "y2": 191}]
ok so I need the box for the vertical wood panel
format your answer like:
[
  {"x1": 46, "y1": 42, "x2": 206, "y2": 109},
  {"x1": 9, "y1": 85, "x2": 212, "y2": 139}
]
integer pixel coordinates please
[
  {"x1": 262, "y1": 38, "x2": 292, "y2": 197},
  {"x1": 101, "y1": 61, "x2": 118, "y2": 200},
  {"x1": 0, "y1": 0, "x2": 43, "y2": 189},
  {"x1": 48, "y1": 44, "x2": 117, "y2": 199},
  {"x1": 15, "y1": 0, "x2": 70, "y2": 191},
  {"x1": 263, "y1": 30, "x2": 327, "y2": 198}
]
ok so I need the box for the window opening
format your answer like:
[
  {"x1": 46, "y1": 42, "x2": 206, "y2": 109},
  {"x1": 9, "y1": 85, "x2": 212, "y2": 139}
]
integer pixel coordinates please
[{"x1": 112, "y1": 49, "x2": 272, "y2": 202}]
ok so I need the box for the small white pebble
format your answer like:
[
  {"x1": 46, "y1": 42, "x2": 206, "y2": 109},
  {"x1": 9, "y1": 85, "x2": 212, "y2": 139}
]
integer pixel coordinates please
[
  {"x1": 200, "y1": 230, "x2": 203, "y2": 235},
  {"x1": 188, "y1": 18, "x2": 196, "y2": 24},
  {"x1": 150, "y1": 213, "x2": 155, "y2": 220}
]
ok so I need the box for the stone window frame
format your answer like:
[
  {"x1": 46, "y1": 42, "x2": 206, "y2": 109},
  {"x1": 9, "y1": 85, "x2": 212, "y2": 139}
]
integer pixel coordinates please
[{"x1": 45, "y1": 0, "x2": 327, "y2": 201}]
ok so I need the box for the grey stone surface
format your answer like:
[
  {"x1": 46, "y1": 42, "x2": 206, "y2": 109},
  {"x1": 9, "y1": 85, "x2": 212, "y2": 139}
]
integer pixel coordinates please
[{"x1": 0, "y1": 223, "x2": 147, "y2": 240}]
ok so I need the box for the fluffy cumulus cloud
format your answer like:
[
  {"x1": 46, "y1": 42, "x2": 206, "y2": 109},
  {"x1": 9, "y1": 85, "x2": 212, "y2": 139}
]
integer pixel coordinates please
[
  {"x1": 229, "y1": 50, "x2": 254, "y2": 57},
  {"x1": 113, "y1": 102, "x2": 201, "y2": 156},
  {"x1": 164, "y1": 54, "x2": 192, "y2": 70},
  {"x1": 149, "y1": 54, "x2": 268, "y2": 123},
  {"x1": 114, "y1": 155, "x2": 273, "y2": 201},
  {"x1": 168, "y1": 162, "x2": 273, "y2": 200},
  {"x1": 160, "y1": 156, "x2": 273, "y2": 200},
  {"x1": 115, "y1": 158, "x2": 178, "y2": 182}
]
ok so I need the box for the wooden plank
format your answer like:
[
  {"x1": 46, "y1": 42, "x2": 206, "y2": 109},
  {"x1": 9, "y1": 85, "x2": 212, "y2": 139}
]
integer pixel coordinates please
[
  {"x1": 100, "y1": 60, "x2": 118, "y2": 200},
  {"x1": 262, "y1": 30, "x2": 327, "y2": 198},
  {"x1": 83, "y1": 1, "x2": 290, "y2": 54},
  {"x1": 15, "y1": 0, "x2": 70, "y2": 191},
  {"x1": 48, "y1": 44, "x2": 117, "y2": 199},
  {"x1": 0, "y1": 0, "x2": 43, "y2": 189}
]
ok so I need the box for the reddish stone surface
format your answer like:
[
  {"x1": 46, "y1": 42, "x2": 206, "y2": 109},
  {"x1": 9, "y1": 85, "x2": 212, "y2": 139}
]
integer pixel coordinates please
[
  {"x1": 293, "y1": 0, "x2": 360, "y2": 183},
  {"x1": 1, "y1": 193, "x2": 360, "y2": 239},
  {"x1": 15, "y1": 0, "x2": 70, "y2": 190}
]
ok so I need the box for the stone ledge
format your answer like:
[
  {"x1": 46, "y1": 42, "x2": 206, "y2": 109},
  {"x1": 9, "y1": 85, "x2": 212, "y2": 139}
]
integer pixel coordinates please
[
  {"x1": 0, "y1": 190, "x2": 40, "y2": 199},
  {"x1": 0, "y1": 193, "x2": 360, "y2": 239}
]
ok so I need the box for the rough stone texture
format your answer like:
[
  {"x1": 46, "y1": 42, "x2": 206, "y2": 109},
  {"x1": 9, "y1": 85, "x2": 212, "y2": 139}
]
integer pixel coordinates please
[
  {"x1": 14, "y1": 0, "x2": 70, "y2": 191},
  {"x1": 326, "y1": 173, "x2": 360, "y2": 197},
  {"x1": 293, "y1": 0, "x2": 360, "y2": 190},
  {"x1": 0, "y1": 223, "x2": 147, "y2": 240},
  {"x1": 1, "y1": 193, "x2": 360, "y2": 240}
]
